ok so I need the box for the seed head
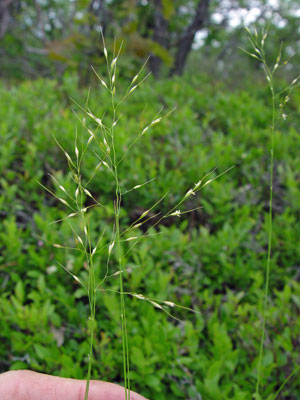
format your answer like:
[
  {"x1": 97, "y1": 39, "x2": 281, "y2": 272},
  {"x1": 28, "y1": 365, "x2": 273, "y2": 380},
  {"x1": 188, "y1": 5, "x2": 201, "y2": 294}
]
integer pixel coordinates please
[
  {"x1": 140, "y1": 209, "x2": 150, "y2": 219},
  {"x1": 141, "y1": 126, "x2": 149, "y2": 135},
  {"x1": 108, "y1": 241, "x2": 115, "y2": 255},
  {"x1": 76, "y1": 235, "x2": 84, "y2": 246},
  {"x1": 84, "y1": 188, "x2": 93, "y2": 198},
  {"x1": 100, "y1": 79, "x2": 108, "y2": 90},
  {"x1": 58, "y1": 197, "x2": 69, "y2": 206},
  {"x1": 111, "y1": 57, "x2": 117, "y2": 69},
  {"x1": 133, "y1": 293, "x2": 144, "y2": 300},
  {"x1": 129, "y1": 85, "x2": 137, "y2": 94},
  {"x1": 149, "y1": 301, "x2": 163, "y2": 310},
  {"x1": 202, "y1": 179, "x2": 213, "y2": 188},
  {"x1": 68, "y1": 212, "x2": 77, "y2": 218},
  {"x1": 125, "y1": 237, "x2": 138, "y2": 241},
  {"x1": 151, "y1": 118, "x2": 161, "y2": 126},
  {"x1": 59, "y1": 185, "x2": 67, "y2": 194},
  {"x1": 64, "y1": 152, "x2": 72, "y2": 164},
  {"x1": 73, "y1": 275, "x2": 81, "y2": 283},
  {"x1": 184, "y1": 189, "x2": 195, "y2": 199},
  {"x1": 169, "y1": 210, "x2": 181, "y2": 217},
  {"x1": 164, "y1": 301, "x2": 175, "y2": 307},
  {"x1": 194, "y1": 180, "x2": 202, "y2": 190},
  {"x1": 131, "y1": 74, "x2": 138, "y2": 84},
  {"x1": 132, "y1": 223, "x2": 142, "y2": 229}
]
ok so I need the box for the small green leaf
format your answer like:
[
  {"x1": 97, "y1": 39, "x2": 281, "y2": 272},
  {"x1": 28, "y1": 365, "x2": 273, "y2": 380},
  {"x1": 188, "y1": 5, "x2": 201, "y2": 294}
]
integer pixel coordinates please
[
  {"x1": 145, "y1": 375, "x2": 161, "y2": 391},
  {"x1": 15, "y1": 280, "x2": 25, "y2": 304}
]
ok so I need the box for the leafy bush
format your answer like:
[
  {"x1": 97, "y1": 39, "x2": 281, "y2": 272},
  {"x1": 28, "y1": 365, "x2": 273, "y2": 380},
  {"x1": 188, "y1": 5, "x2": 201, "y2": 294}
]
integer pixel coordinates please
[{"x1": 0, "y1": 72, "x2": 299, "y2": 399}]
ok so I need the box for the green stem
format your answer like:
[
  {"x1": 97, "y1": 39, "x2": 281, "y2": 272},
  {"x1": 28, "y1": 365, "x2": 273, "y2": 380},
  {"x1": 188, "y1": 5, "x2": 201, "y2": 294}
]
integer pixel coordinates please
[
  {"x1": 84, "y1": 218, "x2": 96, "y2": 400},
  {"x1": 272, "y1": 365, "x2": 300, "y2": 400},
  {"x1": 255, "y1": 81, "x2": 275, "y2": 397},
  {"x1": 111, "y1": 85, "x2": 130, "y2": 399},
  {"x1": 84, "y1": 320, "x2": 95, "y2": 400}
]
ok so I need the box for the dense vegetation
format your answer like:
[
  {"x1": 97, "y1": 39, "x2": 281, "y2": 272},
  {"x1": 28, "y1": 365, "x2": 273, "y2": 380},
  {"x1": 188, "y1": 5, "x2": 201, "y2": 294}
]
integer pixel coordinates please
[
  {"x1": 0, "y1": 68, "x2": 299, "y2": 399},
  {"x1": 1, "y1": 0, "x2": 300, "y2": 81},
  {"x1": 0, "y1": 1, "x2": 300, "y2": 399}
]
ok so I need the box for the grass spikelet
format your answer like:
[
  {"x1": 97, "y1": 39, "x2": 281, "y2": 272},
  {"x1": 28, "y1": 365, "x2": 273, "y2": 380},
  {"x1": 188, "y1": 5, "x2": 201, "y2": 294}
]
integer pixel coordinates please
[
  {"x1": 108, "y1": 241, "x2": 115, "y2": 256},
  {"x1": 53, "y1": 243, "x2": 64, "y2": 248}
]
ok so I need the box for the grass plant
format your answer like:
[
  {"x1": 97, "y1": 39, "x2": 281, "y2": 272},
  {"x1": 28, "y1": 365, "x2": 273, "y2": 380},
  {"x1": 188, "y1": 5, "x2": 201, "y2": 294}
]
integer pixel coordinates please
[
  {"x1": 1, "y1": 30, "x2": 300, "y2": 400},
  {"x1": 243, "y1": 27, "x2": 299, "y2": 399},
  {"x1": 44, "y1": 37, "x2": 231, "y2": 399}
]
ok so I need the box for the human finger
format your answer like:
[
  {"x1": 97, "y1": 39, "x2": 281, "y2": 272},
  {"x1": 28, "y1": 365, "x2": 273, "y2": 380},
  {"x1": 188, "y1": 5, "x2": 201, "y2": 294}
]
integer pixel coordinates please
[{"x1": 0, "y1": 370, "x2": 148, "y2": 400}]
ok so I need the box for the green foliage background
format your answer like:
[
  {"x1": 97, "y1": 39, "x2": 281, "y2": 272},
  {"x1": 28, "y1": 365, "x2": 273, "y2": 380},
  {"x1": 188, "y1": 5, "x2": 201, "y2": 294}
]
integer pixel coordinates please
[{"x1": 0, "y1": 70, "x2": 299, "y2": 399}]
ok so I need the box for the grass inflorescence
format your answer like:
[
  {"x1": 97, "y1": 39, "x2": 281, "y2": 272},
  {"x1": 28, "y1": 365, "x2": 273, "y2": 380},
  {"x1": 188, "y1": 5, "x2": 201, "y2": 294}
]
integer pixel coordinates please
[
  {"x1": 243, "y1": 26, "x2": 299, "y2": 399},
  {"x1": 45, "y1": 36, "x2": 231, "y2": 399},
  {"x1": 38, "y1": 29, "x2": 300, "y2": 399}
]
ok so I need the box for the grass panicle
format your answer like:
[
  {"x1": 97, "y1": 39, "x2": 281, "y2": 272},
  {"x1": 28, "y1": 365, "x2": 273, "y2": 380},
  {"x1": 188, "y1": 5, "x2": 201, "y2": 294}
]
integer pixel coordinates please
[
  {"x1": 244, "y1": 26, "x2": 299, "y2": 400},
  {"x1": 43, "y1": 37, "x2": 233, "y2": 400}
]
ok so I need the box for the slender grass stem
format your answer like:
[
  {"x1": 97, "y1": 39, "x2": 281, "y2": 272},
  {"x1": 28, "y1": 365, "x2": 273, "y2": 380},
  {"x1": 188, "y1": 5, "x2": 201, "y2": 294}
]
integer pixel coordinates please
[
  {"x1": 255, "y1": 81, "x2": 275, "y2": 397},
  {"x1": 84, "y1": 321, "x2": 94, "y2": 400},
  {"x1": 245, "y1": 29, "x2": 298, "y2": 399},
  {"x1": 272, "y1": 365, "x2": 300, "y2": 400},
  {"x1": 110, "y1": 73, "x2": 131, "y2": 398},
  {"x1": 84, "y1": 229, "x2": 97, "y2": 400}
]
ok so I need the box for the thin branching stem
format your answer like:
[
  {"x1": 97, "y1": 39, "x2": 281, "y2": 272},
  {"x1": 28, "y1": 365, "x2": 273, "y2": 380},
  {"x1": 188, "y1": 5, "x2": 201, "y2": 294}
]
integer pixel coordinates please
[
  {"x1": 255, "y1": 75, "x2": 275, "y2": 398},
  {"x1": 109, "y1": 68, "x2": 131, "y2": 398},
  {"x1": 245, "y1": 28, "x2": 299, "y2": 399}
]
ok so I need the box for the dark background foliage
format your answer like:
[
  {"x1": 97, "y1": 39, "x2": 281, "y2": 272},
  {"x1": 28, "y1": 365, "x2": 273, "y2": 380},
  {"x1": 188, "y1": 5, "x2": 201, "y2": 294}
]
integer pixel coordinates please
[{"x1": 0, "y1": 1, "x2": 299, "y2": 399}]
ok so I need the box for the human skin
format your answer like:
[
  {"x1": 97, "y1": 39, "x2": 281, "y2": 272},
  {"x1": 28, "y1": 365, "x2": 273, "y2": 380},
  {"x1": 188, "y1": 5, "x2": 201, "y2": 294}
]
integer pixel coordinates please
[{"x1": 0, "y1": 370, "x2": 148, "y2": 400}]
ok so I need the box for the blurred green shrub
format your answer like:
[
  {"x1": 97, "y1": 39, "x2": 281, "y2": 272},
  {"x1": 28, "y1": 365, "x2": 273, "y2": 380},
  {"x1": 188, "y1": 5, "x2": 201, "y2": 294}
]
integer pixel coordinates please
[{"x1": 0, "y1": 74, "x2": 299, "y2": 399}]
